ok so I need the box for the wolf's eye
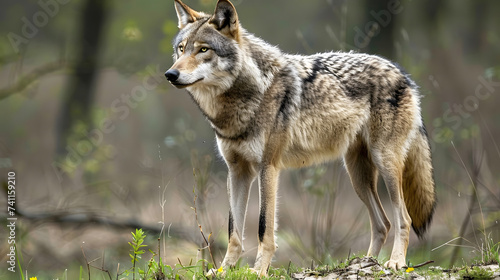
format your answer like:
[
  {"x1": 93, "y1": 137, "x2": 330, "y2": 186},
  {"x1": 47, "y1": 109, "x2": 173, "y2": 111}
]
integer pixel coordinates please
[
  {"x1": 178, "y1": 45, "x2": 184, "y2": 53},
  {"x1": 199, "y1": 47, "x2": 209, "y2": 53}
]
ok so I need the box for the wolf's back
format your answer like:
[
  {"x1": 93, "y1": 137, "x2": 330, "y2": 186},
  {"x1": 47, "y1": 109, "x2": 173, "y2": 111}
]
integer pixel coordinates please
[{"x1": 402, "y1": 125, "x2": 436, "y2": 238}]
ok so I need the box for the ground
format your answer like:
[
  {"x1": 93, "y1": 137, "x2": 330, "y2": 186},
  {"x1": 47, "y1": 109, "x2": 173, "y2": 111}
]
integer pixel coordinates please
[{"x1": 290, "y1": 257, "x2": 500, "y2": 280}]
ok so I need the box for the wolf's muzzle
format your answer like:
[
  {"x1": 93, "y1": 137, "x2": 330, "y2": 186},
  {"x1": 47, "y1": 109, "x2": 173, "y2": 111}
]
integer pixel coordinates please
[{"x1": 165, "y1": 69, "x2": 180, "y2": 82}]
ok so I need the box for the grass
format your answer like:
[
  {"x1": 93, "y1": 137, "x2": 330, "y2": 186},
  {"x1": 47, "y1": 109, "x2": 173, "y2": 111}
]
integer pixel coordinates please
[
  {"x1": 72, "y1": 231, "x2": 500, "y2": 279},
  {"x1": 459, "y1": 266, "x2": 495, "y2": 280},
  {"x1": 12, "y1": 224, "x2": 500, "y2": 279}
]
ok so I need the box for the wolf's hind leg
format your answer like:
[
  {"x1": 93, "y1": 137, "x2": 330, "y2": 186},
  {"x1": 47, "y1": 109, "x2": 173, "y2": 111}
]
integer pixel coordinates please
[
  {"x1": 344, "y1": 136, "x2": 391, "y2": 257},
  {"x1": 221, "y1": 161, "x2": 257, "y2": 268},
  {"x1": 373, "y1": 148, "x2": 411, "y2": 270}
]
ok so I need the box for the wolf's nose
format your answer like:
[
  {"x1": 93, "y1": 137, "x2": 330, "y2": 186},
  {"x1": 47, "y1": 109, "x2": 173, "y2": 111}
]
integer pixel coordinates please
[{"x1": 165, "y1": 69, "x2": 180, "y2": 82}]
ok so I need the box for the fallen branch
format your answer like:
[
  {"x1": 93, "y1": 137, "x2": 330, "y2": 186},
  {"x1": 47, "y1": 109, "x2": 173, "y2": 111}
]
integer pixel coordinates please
[
  {"x1": 0, "y1": 59, "x2": 66, "y2": 100},
  {"x1": 0, "y1": 208, "x2": 185, "y2": 238}
]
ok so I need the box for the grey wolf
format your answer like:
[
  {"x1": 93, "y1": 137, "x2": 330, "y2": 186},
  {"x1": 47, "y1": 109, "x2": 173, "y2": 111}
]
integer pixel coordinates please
[{"x1": 164, "y1": 0, "x2": 436, "y2": 276}]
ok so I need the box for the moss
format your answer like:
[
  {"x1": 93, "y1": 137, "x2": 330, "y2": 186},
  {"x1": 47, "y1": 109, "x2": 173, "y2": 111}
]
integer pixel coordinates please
[{"x1": 459, "y1": 266, "x2": 494, "y2": 280}]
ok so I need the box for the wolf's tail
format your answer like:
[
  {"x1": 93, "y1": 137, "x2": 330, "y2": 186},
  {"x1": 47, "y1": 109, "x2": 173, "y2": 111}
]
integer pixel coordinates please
[{"x1": 403, "y1": 125, "x2": 436, "y2": 238}]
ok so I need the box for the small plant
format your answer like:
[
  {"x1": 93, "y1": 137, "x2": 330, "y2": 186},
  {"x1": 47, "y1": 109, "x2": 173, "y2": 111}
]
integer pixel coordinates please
[
  {"x1": 128, "y1": 228, "x2": 147, "y2": 280},
  {"x1": 482, "y1": 237, "x2": 500, "y2": 265},
  {"x1": 372, "y1": 269, "x2": 388, "y2": 280},
  {"x1": 459, "y1": 266, "x2": 494, "y2": 280},
  {"x1": 143, "y1": 251, "x2": 175, "y2": 280}
]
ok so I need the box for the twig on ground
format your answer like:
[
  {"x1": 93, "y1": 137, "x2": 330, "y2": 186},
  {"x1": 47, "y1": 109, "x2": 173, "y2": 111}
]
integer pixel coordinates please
[
  {"x1": 449, "y1": 141, "x2": 485, "y2": 265},
  {"x1": 411, "y1": 260, "x2": 435, "y2": 269},
  {"x1": 115, "y1": 263, "x2": 120, "y2": 280},
  {"x1": 81, "y1": 244, "x2": 91, "y2": 280},
  {"x1": 81, "y1": 245, "x2": 113, "y2": 280},
  {"x1": 192, "y1": 168, "x2": 217, "y2": 269}
]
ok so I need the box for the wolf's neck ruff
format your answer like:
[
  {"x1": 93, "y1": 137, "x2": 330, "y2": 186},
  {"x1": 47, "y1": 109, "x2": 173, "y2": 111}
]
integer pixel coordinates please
[{"x1": 187, "y1": 31, "x2": 284, "y2": 140}]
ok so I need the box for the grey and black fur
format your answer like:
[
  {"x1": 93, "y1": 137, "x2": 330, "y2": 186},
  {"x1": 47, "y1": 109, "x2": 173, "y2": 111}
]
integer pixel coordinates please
[{"x1": 165, "y1": 0, "x2": 436, "y2": 275}]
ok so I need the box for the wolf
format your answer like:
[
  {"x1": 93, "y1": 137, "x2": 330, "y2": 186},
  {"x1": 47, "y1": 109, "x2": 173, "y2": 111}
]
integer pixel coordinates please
[{"x1": 165, "y1": 0, "x2": 436, "y2": 276}]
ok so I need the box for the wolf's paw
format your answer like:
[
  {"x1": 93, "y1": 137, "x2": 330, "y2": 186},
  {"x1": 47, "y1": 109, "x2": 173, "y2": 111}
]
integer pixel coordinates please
[
  {"x1": 249, "y1": 267, "x2": 268, "y2": 277},
  {"x1": 384, "y1": 259, "x2": 406, "y2": 270}
]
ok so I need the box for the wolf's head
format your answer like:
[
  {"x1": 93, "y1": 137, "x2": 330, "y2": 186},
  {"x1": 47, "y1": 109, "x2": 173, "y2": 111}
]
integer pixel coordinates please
[{"x1": 165, "y1": 0, "x2": 243, "y2": 95}]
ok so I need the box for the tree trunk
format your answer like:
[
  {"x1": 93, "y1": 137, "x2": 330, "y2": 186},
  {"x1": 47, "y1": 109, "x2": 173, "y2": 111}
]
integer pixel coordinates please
[
  {"x1": 363, "y1": 0, "x2": 396, "y2": 59},
  {"x1": 56, "y1": 0, "x2": 108, "y2": 158}
]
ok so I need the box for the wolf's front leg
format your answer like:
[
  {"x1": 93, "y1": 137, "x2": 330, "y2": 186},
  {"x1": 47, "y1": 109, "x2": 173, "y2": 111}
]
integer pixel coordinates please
[
  {"x1": 221, "y1": 163, "x2": 256, "y2": 268},
  {"x1": 253, "y1": 165, "x2": 280, "y2": 277}
]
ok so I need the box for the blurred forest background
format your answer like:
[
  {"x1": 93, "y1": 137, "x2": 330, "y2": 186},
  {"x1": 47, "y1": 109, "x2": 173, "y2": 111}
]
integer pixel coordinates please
[{"x1": 1, "y1": 0, "x2": 499, "y2": 278}]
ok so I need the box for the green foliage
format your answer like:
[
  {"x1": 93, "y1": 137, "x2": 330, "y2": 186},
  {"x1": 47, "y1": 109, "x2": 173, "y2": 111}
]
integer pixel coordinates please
[
  {"x1": 85, "y1": 227, "x2": 304, "y2": 279},
  {"x1": 127, "y1": 229, "x2": 148, "y2": 279},
  {"x1": 15, "y1": 246, "x2": 25, "y2": 280},
  {"x1": 488, "y1": 242, "x2": 500, "y2": 265},
  {"x1": 459, "y1": 266, "x2": 494, "y2": 280},
  {"x1": 129, "y1": 228, "x2": 147, "y2": 265},
  {"x1": 473, "y1": 237, "x2": 500, "y2": 266},
  {"x1": 145, "y1": 252, "x2": 174, "y2": 280}
]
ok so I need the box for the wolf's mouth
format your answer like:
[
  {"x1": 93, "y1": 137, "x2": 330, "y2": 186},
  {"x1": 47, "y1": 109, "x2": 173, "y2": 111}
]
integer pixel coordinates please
[{"x1": 169, "y1": 78, "x2": 204, "y2": 89}]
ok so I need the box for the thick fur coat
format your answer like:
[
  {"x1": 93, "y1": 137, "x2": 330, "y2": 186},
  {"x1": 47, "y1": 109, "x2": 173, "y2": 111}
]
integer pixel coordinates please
[{"x1": 165, "y1": 0, "x2": 436, "y2": 276}]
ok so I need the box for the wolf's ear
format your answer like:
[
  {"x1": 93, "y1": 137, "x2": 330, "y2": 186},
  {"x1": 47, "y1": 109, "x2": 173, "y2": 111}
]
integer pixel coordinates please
[
  {"x1": 209, "y1": 0, "x2": 239, "y2": 39},
  {"x1": 174, "y1": 0, "x2": 202, "y2": 29}
]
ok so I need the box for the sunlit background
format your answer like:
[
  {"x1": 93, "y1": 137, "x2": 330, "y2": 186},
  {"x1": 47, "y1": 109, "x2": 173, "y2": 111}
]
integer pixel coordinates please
[{"x1": 1, "y1": 0, "x2": 499, "y2": 279}]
